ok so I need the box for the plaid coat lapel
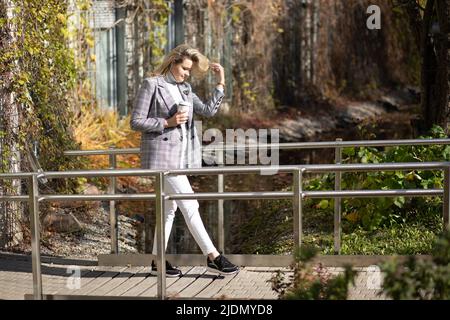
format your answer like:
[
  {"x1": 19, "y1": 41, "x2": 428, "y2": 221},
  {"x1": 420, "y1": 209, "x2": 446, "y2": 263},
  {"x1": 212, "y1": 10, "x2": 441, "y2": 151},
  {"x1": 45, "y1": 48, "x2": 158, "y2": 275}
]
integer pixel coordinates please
[{"x1": 156, "y1": 76, "x2": 176, "y2": 114}]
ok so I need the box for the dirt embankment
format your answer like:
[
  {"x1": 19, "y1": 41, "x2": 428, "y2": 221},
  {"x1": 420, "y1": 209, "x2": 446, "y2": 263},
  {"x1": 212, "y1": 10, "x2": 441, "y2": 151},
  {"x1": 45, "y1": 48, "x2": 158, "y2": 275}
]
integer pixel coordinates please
[{"x1": 277, "y1": 87, "x2": 420, "y2": 142}]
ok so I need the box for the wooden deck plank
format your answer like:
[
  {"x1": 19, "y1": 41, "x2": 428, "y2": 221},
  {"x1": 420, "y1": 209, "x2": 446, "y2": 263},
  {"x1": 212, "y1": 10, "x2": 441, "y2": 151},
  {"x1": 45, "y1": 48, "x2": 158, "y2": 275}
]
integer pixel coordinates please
[
  {"x1": 138, "y1": 266, "x2": 192, "y2": 297},
  {"x1": 78, "y1": 267, "x2": 129, "y2": 295},
  {"x1": 178, "y1": 270, "x2": 218, "y2": 298},
  {"x1": 120, "y1": 270, "x2": 157, "y2": 297},
  {"x1": 43, "y1": 266, "x2": 96, "y2": 295},
  {"x1": 211, "y1": 267, "x2": 261, "y2": 299},
  {"x1": 241, "y1": 268, "x2": 279, "y2": 299},
  {"x1": 163, "y1": 266, "x2": 206, "y2": 298},
  {"x1": 104, "y1": 267, "x2": 150, "y2": 296},
  {"x1": 54, "y1": 267, "x2": 117, "y2": 295},
  {"x1": 51, "y1": 267, "x2": 105, "y2": 295},
  {"x1": 195, "y1": 272, "x2": 239, "y2": 298},
  {"x1": 87, "y1": 266, "x2": 146, "y2": 296}
]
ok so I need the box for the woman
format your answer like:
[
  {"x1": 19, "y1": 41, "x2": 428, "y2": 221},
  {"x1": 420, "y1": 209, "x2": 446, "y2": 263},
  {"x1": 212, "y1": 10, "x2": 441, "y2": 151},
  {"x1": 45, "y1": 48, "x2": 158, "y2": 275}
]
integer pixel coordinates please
[{"x1": 131, "y1": 44, "x2": 238, "y2": 277}]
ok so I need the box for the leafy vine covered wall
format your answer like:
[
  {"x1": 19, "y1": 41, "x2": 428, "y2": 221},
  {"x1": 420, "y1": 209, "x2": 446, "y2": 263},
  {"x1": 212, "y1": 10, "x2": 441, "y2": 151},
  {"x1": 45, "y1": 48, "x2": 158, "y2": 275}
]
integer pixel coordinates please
[{"x1": 0, "y1": 0, "x2": 85, "y2": 248}]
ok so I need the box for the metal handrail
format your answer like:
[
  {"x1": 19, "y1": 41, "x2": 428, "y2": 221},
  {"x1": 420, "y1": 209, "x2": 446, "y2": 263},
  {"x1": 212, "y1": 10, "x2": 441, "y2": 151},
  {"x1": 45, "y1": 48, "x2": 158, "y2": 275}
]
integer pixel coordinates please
[
  {"x1": 1, "y1": 160, "x2": 450, "y2": 300},
  {"x1": 63, "y1": 138, "x2": 450, "y2": 156},
  {"x1": 0, "y1": 174, "x2": 41, "y2": 300},
  {"x1": 64, "y1": 138, "x2": 450, "y2": 254}
]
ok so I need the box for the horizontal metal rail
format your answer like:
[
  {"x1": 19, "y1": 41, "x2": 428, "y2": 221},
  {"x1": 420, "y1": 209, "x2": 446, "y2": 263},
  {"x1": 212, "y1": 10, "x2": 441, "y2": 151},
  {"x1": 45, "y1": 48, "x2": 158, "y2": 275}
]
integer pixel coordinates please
[
  {"x1": 43, "y1": 169, "x2": 161, "y2": 178},
  {"x1": 37, "y1": 163, "x2": 450, "y2": 177},
  {"x1": 63, "y1": 138, "x2": 450, "y2": 156},
  {"x1": 39, "y1": 194, "x2": 157, "y2": 202},
  {"x1": 164, "y1": 189, "x2": 444, "y2": 201},
  {"x1": 0, "y1": 195, "x2": 30, "y2": 201},
  {"x1": 168, "y1": 162, "x2": 450, "y2": 175},
  {"x1": 64, "y1": 148, "x2": 141, "y2": 156},
  {"x1": 167, "y1": 191, "x2": 293, "y2": 200},
  {"x1": 303, "y1": 162, "x2": 450, "y2": 173},
  {"x1": 0, "y1": 172, "x2": 35, "y2": 179},
  {"x1": 303, "y1": 189, "x2": 443, "y2": 198},
  {"x1": 6, "y1": 189, "x2": 442, "y2": 204}
]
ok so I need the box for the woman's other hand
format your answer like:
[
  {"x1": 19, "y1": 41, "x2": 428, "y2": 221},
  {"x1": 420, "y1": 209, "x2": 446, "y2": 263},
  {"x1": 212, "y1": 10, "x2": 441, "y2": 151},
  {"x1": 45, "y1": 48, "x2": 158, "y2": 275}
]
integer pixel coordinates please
[
  {"x1": 164, "y1": 110, "x2": 188, "y2": 128},
  {"x1": 210, "y1": 62, "x2": 225, "y2": 84}
]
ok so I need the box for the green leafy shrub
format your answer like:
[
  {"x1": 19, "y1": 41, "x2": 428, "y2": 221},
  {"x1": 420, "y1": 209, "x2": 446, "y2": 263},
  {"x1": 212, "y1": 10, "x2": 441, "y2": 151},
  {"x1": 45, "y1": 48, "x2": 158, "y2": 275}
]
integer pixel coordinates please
[
  {"x1": 230, "y1": 126, "x2": 447, "y2": 255},
  {"x1": 380, "y1": 230, "x2": 450, "y2": 300},
  {"x1": 306, "y1": 125, "x2": 449, "y2": 231},
  {"x1": 270, "y1": 245, "x2": 356, "y2": 300}
]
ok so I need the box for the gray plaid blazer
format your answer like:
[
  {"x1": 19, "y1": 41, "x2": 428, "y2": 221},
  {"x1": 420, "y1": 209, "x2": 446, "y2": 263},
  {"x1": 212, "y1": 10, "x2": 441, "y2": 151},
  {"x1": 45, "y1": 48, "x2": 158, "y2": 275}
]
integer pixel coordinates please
[{"x1": 130, "y1": 75, "x2": 224, "y2": 169}]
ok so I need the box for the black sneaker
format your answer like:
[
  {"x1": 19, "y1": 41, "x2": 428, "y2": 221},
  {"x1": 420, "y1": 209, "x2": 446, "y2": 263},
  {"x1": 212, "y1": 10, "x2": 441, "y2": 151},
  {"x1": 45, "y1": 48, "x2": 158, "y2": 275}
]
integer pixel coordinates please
[
  {"x1": 151, "y1": 260, "x2": 182, "y2": 278},
  {"x1": 207, "y1": 255, "x2": 239, "y2": 275}
]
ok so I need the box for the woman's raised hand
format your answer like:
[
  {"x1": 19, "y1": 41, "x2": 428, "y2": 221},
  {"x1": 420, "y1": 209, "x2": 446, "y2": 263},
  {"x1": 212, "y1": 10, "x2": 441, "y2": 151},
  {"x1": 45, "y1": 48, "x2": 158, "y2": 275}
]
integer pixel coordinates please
[{"x1": 210, "y1": 62, "x2": 225, "y2": 84}]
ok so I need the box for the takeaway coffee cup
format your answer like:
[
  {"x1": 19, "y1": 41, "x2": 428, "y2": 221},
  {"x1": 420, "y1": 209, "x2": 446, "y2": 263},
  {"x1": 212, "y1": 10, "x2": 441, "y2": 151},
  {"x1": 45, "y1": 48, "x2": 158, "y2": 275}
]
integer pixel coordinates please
[{"x1": 177, "y1": 101, "x2": 190, "y2": 114}]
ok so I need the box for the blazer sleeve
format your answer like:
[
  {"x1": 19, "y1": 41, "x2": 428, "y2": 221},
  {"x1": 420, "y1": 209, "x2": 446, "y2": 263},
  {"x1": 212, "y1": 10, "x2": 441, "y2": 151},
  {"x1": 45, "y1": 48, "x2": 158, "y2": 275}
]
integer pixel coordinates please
[
  {"x1": 192, "y1": 87, "x2": 224, "y2": 118},
  {"x1": 130, "y1": 78, "x2": 166, "y2": 133}
]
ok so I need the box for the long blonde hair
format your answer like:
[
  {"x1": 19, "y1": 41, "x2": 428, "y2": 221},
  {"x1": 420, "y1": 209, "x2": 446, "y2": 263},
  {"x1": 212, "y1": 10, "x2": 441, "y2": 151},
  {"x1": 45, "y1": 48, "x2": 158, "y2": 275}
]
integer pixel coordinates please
[{"x1": 152, "y1": 44, "x2": 209, "y2": 78}]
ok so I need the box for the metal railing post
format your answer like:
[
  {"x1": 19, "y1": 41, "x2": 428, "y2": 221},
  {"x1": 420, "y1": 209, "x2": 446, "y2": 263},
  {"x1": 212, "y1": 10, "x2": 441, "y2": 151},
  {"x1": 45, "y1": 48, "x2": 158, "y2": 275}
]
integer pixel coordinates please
[
  {"x1": 218, "y1": 142, "x2": 225, "y2": 253},
  {"x1": 108, "y1": 146, "x2": 118, "y2": 254},
  {"x1": 29, "y1": 175, "x2": 42, "y2": 300},
  {"x1": 155, "y1": 171, "x2": 166, "y2": 300},
  {"x1": 293, "y1": 168, "x2": 303, "y2": 250},
  {"x1": 334, "y1": 138, "x2": 342, "y2": 254},
  {"x1": 444, "y1": 166, "x2": 450, "y2": 231}
]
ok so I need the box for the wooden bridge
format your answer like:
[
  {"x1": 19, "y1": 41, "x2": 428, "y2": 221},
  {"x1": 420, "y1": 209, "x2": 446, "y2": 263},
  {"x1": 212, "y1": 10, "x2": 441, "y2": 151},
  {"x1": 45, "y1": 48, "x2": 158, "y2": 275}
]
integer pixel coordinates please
[
  {"x1": 4, "y1": 139, "x2": 443, "y2": 300},
  {"x1": 0, "y1": 252, "x2": 388, "y2": 300},
  {"x1": 0, "y1": 252, "x2": 278, "y2": 300}
]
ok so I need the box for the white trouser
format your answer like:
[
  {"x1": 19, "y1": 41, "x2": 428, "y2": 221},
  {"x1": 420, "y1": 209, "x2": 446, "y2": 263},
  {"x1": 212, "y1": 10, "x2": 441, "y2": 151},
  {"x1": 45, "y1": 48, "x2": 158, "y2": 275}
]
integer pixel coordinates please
[{"x1": 152, "y1": 175, "x2": 217, "y2": 256}]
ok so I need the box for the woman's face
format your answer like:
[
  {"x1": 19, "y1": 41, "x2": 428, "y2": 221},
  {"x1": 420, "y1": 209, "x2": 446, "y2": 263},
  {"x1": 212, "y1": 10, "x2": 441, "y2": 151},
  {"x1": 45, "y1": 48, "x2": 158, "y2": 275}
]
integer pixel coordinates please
[{"x1": 170, "y1": 58, "x2": 193, "y2": 83}]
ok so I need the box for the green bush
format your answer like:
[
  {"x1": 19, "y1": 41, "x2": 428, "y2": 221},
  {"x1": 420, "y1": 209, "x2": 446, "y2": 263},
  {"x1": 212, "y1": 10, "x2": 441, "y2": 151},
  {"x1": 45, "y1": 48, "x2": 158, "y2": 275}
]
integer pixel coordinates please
[
  {"x1": 231, "y1": 126, "x2": 447, "y2": 255},
  {"x1": 306, "y1": 125, "x2": 449, "y2": 231},
  {"x1": 380, "y1": 230, "x2": 450, "y2": 300}
]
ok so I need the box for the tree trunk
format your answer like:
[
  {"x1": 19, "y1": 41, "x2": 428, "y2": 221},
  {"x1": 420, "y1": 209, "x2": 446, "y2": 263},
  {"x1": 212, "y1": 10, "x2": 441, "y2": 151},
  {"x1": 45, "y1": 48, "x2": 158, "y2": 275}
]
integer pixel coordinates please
[
  {"x1": 402, "y1": 0, "x2": 448, "y2": 133},
  {"x1": 403, "y1": 0, "x2": 447, "y2": 131},
  {"x1": 448, "y1": 0, "x2": 450, "y2": 129},
  {"x1": 404, "y1": 0, "x2": 422, "y2": 50},
  {"x1": 435, "y1": 0, "x2": 449, "y2": 131},
  {"x1": 429, "y1": 0, "x2": 448, "y2": 130},
  {"x1": 0, "y1": 0, "x2": 23, "y2": 249},
  {"x1": 420, "y1": 0, "x2": 437, "y2": 130}
]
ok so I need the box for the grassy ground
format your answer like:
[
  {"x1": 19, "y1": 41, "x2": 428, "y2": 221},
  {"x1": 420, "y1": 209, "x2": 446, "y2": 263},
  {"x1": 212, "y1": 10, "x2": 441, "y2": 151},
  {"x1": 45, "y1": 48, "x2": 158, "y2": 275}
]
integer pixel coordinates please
[
  {"x1": 233, "y1": 194, "x2": 443, "y2": 256},
  {"x1": 308, "y1": 225, "x2": 438, "y2": 255},
  {"x1": 267, "y1": 223, "x2": 441, "y2": 256}
]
